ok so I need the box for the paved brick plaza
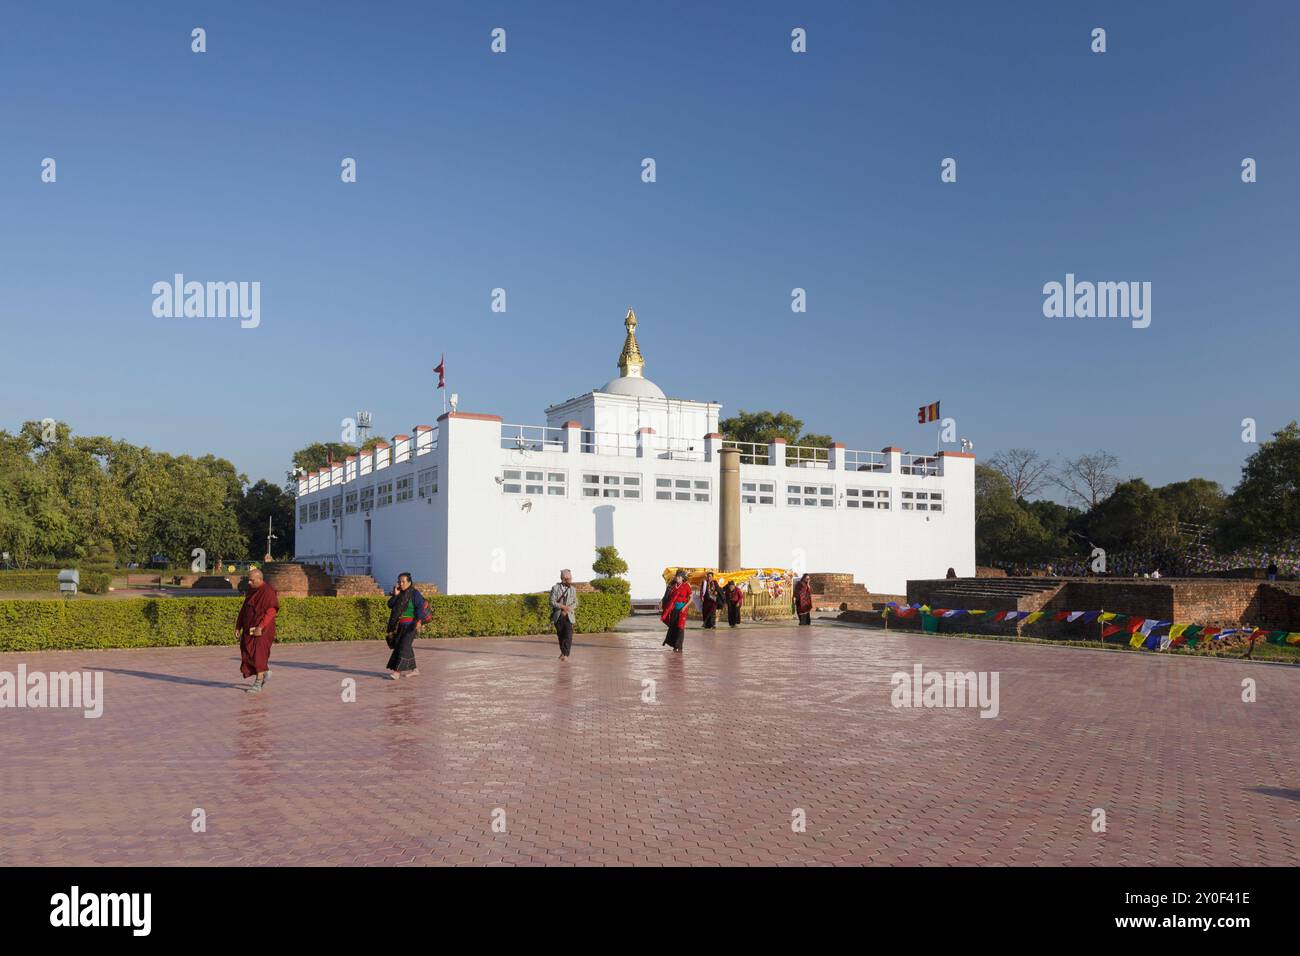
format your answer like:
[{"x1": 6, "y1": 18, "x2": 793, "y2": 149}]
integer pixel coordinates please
[{"x1": 1, "y1": 620, "x2": 1297, "y2": 866}]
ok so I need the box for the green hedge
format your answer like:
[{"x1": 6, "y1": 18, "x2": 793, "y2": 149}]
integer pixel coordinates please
[
  {"x1": 0, "y1": 591, "x2": 631, "y2": 652},
  {"x1": 0, "y1": 570, "x2": 112, "y2": 595}
]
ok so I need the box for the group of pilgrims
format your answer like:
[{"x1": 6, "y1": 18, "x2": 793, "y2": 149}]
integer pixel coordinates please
[
  {"x1": 659, "y1": 569, "x2": 815, "y2": 653},
  {"x1": 232, "y1": 564, "x2": 818, "y2": 692},
  {"x1": 234, "y1": 567, "x2": 436, "y2": 692}
]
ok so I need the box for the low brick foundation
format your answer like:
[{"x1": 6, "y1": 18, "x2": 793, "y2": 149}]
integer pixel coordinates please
[{"x1": 907, "y1": 576, "x2": 1300, "y2": 636}]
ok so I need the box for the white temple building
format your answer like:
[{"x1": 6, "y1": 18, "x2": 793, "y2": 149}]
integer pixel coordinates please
[{"x1": 293, "y1": 309, "x2": 975, "y2": 598}]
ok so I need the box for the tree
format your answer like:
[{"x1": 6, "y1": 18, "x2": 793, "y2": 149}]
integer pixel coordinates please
[
  {"x1": 1052, "y1": 451, "x2": 1120, "y2": 510},
  {"x1": 1216, "y1": 422, "x2": 1300, "y2": 550},
  {"x1": 1022, "y1": 498, "x2": 1084, "y2": 541},
  {"x1": 591, "y1": 545, "x2": 630, "y2": 594},
  {"x1": 238, "y1": 480, "x2": 296, "y2": 561},
  {"x1": 719, "y1": 410, "x2": 833, "y2": 464},
  {"x1": 720, "y1": 410, "x2": 804, "y2": 446},
  {"x1": 1156, "y1": 478, "x2": 1225, "y2": 535},
  {"x1": 1085, "y1": 479, "x2": 1178, "y2": 553},
  {"x1": 288, "y1": 438, "x2": 386, "y2": 484},
  {"x1": 986, "y1": 448, "x2": 1053, "y2": 500},
  {"x1": 975, "y1": 465, "x2": 1058, "y2": 565}
]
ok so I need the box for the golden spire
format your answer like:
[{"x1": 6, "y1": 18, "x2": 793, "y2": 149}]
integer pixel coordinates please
[{"x1": 617, "y1": 307, "x2": 645, "y2": 378}]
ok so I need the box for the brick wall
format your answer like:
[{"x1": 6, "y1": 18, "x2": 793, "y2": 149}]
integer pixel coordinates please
[{"x1": 1259, "y1": 583, "x2": 1300, "y2": 630}]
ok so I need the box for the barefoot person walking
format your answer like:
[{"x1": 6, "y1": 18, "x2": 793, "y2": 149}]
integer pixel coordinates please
[
  {"x1": 386, "y1": 572, "x2": 431, "y2": 679},
  {"x1": 236, "y1": 566, "x2": 279, "y2": 693},
  {"x1": 549, "y1": 569, "x2": 579, "y2": 661}
]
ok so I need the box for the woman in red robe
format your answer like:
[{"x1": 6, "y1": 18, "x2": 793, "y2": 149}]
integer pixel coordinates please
[
  {"x1": 235, "y1": 567, "x2": 279, "y2": 693},
  {"x1": 661, "y1": 570, "x2": 692, "y2": 653}
]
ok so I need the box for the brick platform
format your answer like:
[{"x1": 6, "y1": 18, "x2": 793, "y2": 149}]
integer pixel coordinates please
[{"x1": 0, "y1": 624, "x2": 1296, "y2": 866}]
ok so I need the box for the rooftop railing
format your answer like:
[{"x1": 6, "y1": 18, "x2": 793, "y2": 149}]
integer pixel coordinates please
[
  {"x1": 842, "y1": 449, "x2": 888, "y2": 472},
  {"x1": 581, "y1": 430, "x2": 638, "y2": 457},
  {"x1": 785, "y1": 443, "x2": 830, "y2": 469},
  {"x1": 721, "y1": 440, "x2": 771, "y2": 465},
  {"x1": 900, "y1": 453, "x2": 940, "y2": 477},
  {"x1": 500, "y1": 423, "x2": 565, "y2": 453},
  {"x1": 653, "y1": 434, "x2": 706, "y2": 461}
]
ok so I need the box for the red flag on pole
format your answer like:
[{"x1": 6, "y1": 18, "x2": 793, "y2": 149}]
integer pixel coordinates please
[{"x1": 433, "y1": 354, "x2": 445, "y2": 389}]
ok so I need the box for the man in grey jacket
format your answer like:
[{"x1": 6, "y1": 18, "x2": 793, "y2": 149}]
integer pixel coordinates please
[{"x1": 549, "y1": 569, "x2": 579, "y2": 661}]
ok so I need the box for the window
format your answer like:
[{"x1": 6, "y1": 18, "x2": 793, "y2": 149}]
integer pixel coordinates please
[
  {"x1": 376, "y1": 480, "x2": 394, "y2": 508},
  {"x1": 299, "y1": 504, "x2": 309, "y2": 527},
  {"x1": 655, "y1": 476, "x2": 710, "y2": 502},
  {"x1": 901, "y1": 489, "x2": 941, "y2": 512},
  {"x1": 359, "y1": 485, "x2": 375, "y2": 511},
  {"x1": 741, "y1": 480, "x2": 775, "y2": 505},
  {"x1": 345, "y1": 490, "x2": 358, "y2": 514},
  {"x1": 331, "y1": 494, "x2": 343, "y2": 518},
  {"x1": 845, "y1": 487, "x2": 890, "y2": 510},
  {"x1": 308, "y1": 502, "x2": 319, "y2": 522},
  {"x1": 582, "y1": 472, "x2": 641, "y2": 499},
  {"x1": 502, "y1": 468, "x2": 566, "y2": 497},
  {"x1": 786, "y1": 483, "x2": 834, "y2": 508},
  {"x1": 418, "y1": 467, "x2": 438, "y2": 499},
  {"x1": 396, "y1": 475, "x2": 413, "y2": 503}
]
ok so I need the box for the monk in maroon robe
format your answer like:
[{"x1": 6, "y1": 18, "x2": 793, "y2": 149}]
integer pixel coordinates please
[
  {"x1": 236, "y1": 566, "x2": 279, "y2": 693},
  {"x1": 795, "y1": 574, "x2": 813, "y2": 625}
]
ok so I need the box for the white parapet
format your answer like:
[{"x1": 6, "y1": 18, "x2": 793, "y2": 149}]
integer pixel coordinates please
[{"x1": 292, "y1": 413, "x2": 975, "y2": 599}]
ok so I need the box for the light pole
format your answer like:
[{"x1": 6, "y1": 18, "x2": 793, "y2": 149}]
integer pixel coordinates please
[{"x1": 264, "y1": 515, "x2": 277, "y2": 564}]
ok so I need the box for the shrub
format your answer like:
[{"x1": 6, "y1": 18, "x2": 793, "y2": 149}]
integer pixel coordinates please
[
  {"x1": 0, "y1": 569, "x2": 112, "y2": 594},
  {"x1": 81, "y1": 540, "x2": 117, "y2": 575},
  {"x1": 0, "y1": 570, "x2": 60, "y2": 592},
  {"x1": 0, "y1": 591, "x2": 631, "y2": 652},
  {"x1": 591, "y1": 545, "x2": 630, "y2": 595}
]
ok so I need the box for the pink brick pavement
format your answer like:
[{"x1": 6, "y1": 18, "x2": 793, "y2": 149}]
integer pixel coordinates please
[{"x1": 0, "y1": 622, "x2": 1296, "y2": 866}]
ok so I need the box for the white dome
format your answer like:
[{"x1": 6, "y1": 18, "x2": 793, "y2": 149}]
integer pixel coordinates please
[{"x1": 600, "y1": 375, "x2": 666, "y2": 399}]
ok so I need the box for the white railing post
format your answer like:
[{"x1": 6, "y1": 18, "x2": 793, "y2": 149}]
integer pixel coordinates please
[
  {"x1": 768, "y1": 437, "x2": 786, "y2": 472},
  {"x1": 636, "y1": 427, "x2": 656, "y2": 459},
  {"x1": 828, "y1": 442, "x2": 844, "y2": 470},
  {"x1": 563, "y1": 420, "x2": 582, "y2": 456},
  {"x1": 704, "y1": 432, "x2": 722, "y2": 462},
  {"x1": 881, "y1": 446, "x2": 902, "y2": 475}
]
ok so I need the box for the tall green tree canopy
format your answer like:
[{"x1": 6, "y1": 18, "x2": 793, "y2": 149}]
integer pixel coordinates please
[
  {"x1": 290, "y1": 438, "x2": 387, "y2": 483},
  {"x1": 1216, "y1": 422, "x2": 1300, "y2": 550},
  {"x1": 975, "y1": 465, "x2": 1061, "y2": 565},
  {"x1": 0, "y1": 421, "x2": 257, "y2": 568},
  {"x1": 719, "y1": 410, "x2": 831, "y2": 448}
]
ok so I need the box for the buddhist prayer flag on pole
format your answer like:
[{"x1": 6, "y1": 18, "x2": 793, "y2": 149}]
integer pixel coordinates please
[
  {"x1": 434, "y1": 353, "x2": 446, "y2": 414},
  {"x1": 917, "y1": 401, "x2": 940, "y2": 424}
]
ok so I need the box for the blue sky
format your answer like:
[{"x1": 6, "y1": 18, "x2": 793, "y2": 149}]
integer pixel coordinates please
[{"x1": 2, "y1": 1, "x2": 1296, "y2": 496}]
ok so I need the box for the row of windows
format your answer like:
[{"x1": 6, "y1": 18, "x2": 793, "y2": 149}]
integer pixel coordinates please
[
  {"x1": 502, "y1": 469, "x2": 568, "y2": 496},
  {"x1": 900, "y1": 490, "x2": 944, "y2": 512},
  {"x1": 301, "y1": 467, "x2": 438, "y2": 524}
]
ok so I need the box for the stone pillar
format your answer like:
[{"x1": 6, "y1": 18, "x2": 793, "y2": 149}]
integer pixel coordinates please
[{"x1": 719, "y1": 446, "x2": 742, "y2": 571}]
